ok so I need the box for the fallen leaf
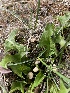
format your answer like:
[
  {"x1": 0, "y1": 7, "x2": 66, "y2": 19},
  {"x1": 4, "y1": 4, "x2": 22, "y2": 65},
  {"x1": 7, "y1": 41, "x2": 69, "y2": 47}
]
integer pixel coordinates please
[{"x1": 0, "y1": 66, "x2": 12, "y2": 74}]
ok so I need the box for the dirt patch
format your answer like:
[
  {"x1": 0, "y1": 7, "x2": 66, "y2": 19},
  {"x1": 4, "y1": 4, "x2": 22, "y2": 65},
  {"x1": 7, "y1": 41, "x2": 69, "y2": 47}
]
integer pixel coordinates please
[{"x1": 0, "y1": 0, "x2": 70, "y2": 92}]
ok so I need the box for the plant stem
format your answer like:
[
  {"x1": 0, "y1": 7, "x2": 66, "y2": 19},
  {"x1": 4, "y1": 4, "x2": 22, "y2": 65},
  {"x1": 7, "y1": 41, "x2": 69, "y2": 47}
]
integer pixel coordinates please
[
  {"x1": 53, "y1": 71, "x2": 70, "y2": 86},
  {"x1": 34, "y1": 0, "x2": 40, "y2": 29},
  {"x1": 47, "y1": 78, "x2": 48, "y2": 93},
  {"x1": 52, "y1": 77, "x2": 60, "y2": 90},
  {"x1": 37, "y1": 57, "x2": 48, "y2": 67}
]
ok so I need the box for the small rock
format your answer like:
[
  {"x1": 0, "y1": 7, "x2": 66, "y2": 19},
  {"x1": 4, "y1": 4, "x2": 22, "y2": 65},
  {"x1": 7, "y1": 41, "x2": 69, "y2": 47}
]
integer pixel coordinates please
[
  {"x1": 35, "y1": 60, "x2": 40, "y2": 65},
  {"x1": 48, "y1": 0, "x2": 53, "y2": 5},
  {"x1": 30, "y1": 37, "x2": 36, "y2": 43},
  {"x1": 33, "y1": 67, "x2": 39, "y2": 72}
]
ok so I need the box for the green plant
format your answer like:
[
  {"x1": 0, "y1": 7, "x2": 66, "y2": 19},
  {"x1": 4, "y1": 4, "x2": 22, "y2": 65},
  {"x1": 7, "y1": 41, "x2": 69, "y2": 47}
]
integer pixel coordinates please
[{"x1": 0, "y1": 3, "x2": 70, "y2": 93}]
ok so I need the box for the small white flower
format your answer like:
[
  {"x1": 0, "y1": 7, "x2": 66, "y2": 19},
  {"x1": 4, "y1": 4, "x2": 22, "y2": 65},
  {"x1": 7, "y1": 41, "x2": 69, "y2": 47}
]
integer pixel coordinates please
[
  {"x1": 33, "y1": 67, "x2": 39, "y2": 72},
  {"x1": 28, "y1": 72, "x2": 33, "y2": 79}
]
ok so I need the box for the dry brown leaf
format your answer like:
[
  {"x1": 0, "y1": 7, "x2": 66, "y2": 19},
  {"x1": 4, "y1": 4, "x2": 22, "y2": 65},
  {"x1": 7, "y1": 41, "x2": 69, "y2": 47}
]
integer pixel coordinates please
[{"x1": 0, "y1": 66, "x2": 12, "y2": 74}]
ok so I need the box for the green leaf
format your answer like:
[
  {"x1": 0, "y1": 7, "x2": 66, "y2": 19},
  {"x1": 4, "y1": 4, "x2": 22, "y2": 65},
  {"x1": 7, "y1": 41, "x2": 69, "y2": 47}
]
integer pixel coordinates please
[
  {"x1": 52, "y1": 28, "x2": 61, "y2": 43},
  {"x1": 4, "y1": 29, "x2": 18, "y2": 52},
  {"x1": 58, "y1": 12, "x2": 70, "y2": 27},
  {"x1": 59, "y1": 37, "x2": 66, "y2": 48},
  {"x1": 0, "y1": 30, "x2": 28, "y2": 70},
  {"x1": 4, "y1": 30, "x2": 27, "y2": 58},
  {"x1": 31, "y1": 71, "x2": 45, "y2": 92},
  {"x1": 5, "y1": 38, "x2": 27, "y2": 58},
  {"x1": 7, "y1": 29, "x2": 18, "y2": 41},
  {"x1": 50, "y1": 84, "x2": 58, "y2": 93},
  {"x1": 53, "y1": 71, "x2": 70, "y2": 87},
  {"x1": 39, "y1": 23, "x2": 54, "y2": 48},
  {"x1": 0, "y1": 54, "x2": 21, "y2": 68},
  {"x1": 10, "y1": 64, "x2": 23, "y2": 77},
  {"x1": 52, "y1": 27, "x2": 66, "y2": 48},
  {"x1": 0, "y1": 54, "x2": 31, "y2": 77},
  {"x1": 10, "y1": 64, "x2": 31, "y2": 78},
  {"x1": 58, "y1": 79, "x2": 69, "y2": 93},
  {"x1": 22, "y1": 65, "x2": 31, "y2": 74},
  {"x1": 16, "y1": 44, "x2": 27, "y2": 58},
  {"x1": 49, "y1": 39, "x2": 57, "y2": 56},
  {"x1": 9, "y1": 81, "x2": 26, "y2": 93},
  {"x1": 39, "y1": 23, "x2": 57, "y2": 57}
]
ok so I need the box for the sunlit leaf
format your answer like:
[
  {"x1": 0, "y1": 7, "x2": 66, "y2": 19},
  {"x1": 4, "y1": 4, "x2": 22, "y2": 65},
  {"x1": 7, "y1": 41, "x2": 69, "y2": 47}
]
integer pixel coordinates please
[
  {"x1": 4, "y1": 29, "x2": 18, "y2": 52},
  {"x1": 39, "y1": 23, "x2": 54, "y2": 48},
  {"x1": 58, "y1": 12, "x2": 70, "y2": 27},
  {"x1": 0, "y1": 54, "x2": 21, "y2": 68},
  {"x1": 53, "y1": 71, "x2": 70, "y2": 87},
  {"x1": 59, "y1": 37, "x2": 66, "y2": 48},
  {"x1": 58, "y1": 79, "x2": 69, "y2": 93},
  {"x1": 50, "y1": 84, "x2": 58, "y2": 93},
  {"x1": 39, "y1": 23, "x2": 57, "y2": 57},
  {"x1": 4, "y1": 30, "x2": 27, "y2": 58}
]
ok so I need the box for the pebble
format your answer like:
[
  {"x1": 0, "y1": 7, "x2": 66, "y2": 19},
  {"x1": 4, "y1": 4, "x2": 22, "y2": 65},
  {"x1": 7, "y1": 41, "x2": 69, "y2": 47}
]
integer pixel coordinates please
[
  {"x1": 35, "y1": 60, "x2": 40, "y2": 65},
  {"x1": 33, "y1": 67, "x2": 39, "y2": 72},
  {"x1": 0, "y1": 1, "x2": 70, "y2": 91}
]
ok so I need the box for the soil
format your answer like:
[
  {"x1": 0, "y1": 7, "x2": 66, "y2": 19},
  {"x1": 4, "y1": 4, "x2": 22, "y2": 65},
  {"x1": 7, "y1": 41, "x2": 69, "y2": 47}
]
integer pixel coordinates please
[{"x1": 0, "y1": 0, "x2": 70, "y2": 93}]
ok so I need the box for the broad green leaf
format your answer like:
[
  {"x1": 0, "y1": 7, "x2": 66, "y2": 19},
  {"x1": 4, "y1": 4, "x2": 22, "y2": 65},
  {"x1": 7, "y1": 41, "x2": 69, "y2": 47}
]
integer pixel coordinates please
[
  {"x1": 5, "y1": 40, "x2": 15, "y2": 52},
  {"x1": 4, "y1": 29, "x2": 18, "y2": 52},
  {"x1": 52, "y1": 27, "x2": 62, "y2": 43},
  {"x1": 10, "y1": 64, "x2": 23, "y2": 77},
  {"x1": 16, "y1": 44, "x2": 27, "y2": 58},
  {"x1": 7, "y1": 29, "x2": 18, "y2": 41},
  {"x1": 39, "y1": 23, "x2": 54, "y2": 48},
  {"x1": 4, "y1": 30, "x2": 27, "y2": 58},
  {"x1": 68, "y1": 88, "x2": 70, "y2": 92},
  {"x1": 22, "y1": 65, "x2": 31, "y2": 74},
  {"x1": 31, "y1": 71, "x2": 45, "y2": 92},
  {"x1": 10, "y1": 64, "x2": 31, "y2": 77},
  {"x1": 52, "y1": 27, "x2": 66, "y2": 48},
  {"x1": 59, "y1": 36, "x2": 66, "y2": 48},
  {"x1": 45, "y1": 23, "x2": 54, "y2": 37},
  {"x1": 39, "y1": 23, "x2": 57, "y2": 57},
  {"x1": 58, "y1": 79, "x2": 69, "y2": 93},
  {"x1": 50, "y1": 84, "x2": 58, "y2": 93},
  {"x1": 0, "y1": 30, "x2": 28, "y2": 71},
  {"x1": 0, "y1": 54, "x2": 21, "y2": 68},
  {"x1": 5, "y1": 38, "x2": 27, "y2": 58},
  {"x1": 9, "y1": 81, "x2": 26, "y2": 93},
  {"x1": 58, "y1": 12, "x2": 70, "y2": 27},
  {"x1": 53, "y1": 71, "x2": 70, "y2": 87}
]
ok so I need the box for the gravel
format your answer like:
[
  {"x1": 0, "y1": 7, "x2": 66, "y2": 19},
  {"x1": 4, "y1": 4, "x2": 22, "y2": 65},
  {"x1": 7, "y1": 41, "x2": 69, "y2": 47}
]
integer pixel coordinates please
[{"x1": 0, "y1": 0, "x2": 70, "y2": 92}]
